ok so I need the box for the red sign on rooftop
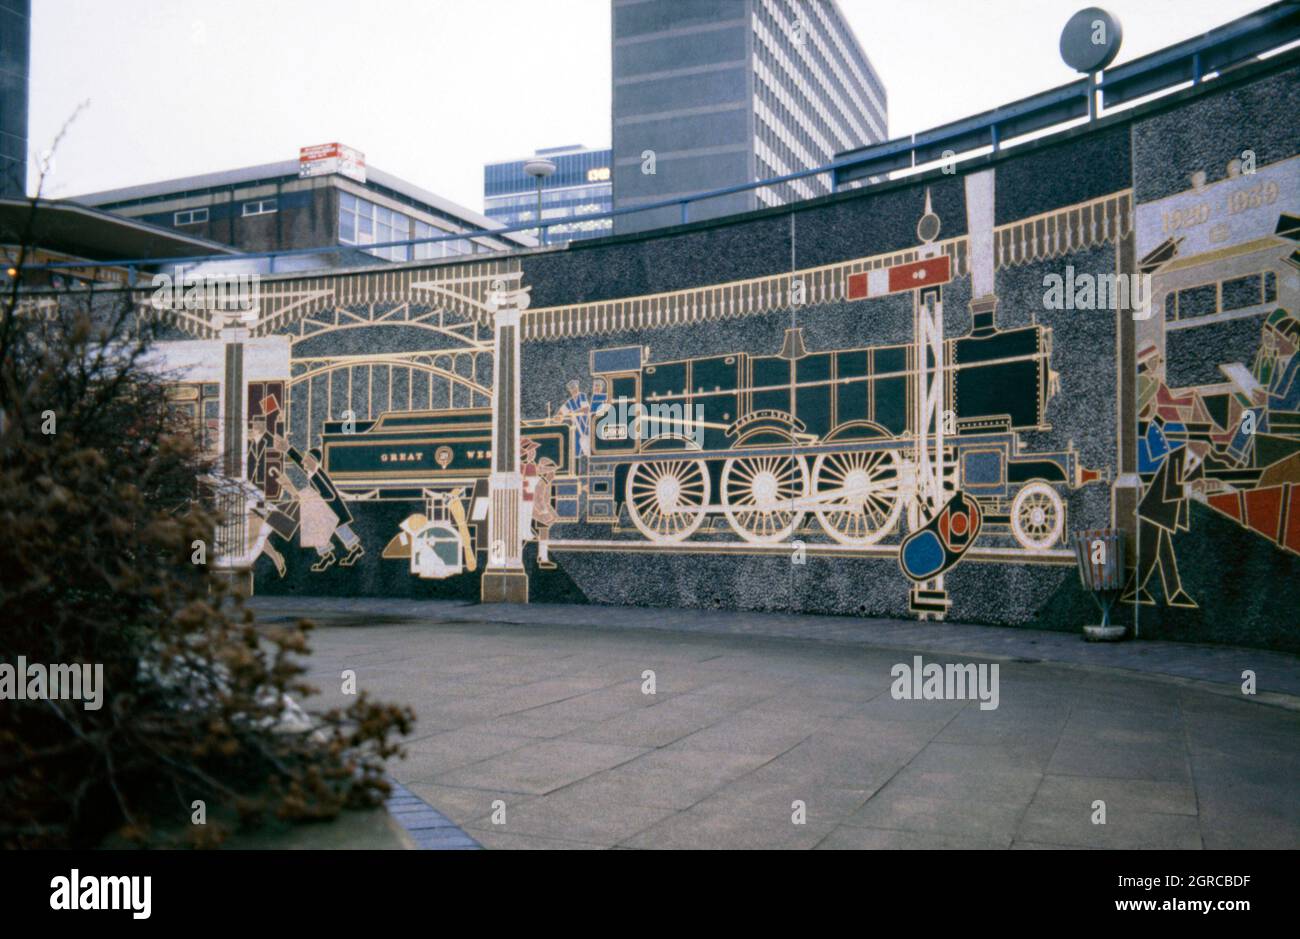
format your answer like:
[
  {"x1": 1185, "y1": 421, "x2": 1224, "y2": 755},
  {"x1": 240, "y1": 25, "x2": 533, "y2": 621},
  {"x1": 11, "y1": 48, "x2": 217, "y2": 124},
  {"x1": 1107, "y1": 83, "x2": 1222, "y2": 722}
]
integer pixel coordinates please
[{"x1": 299, "y1": 143, "x2": 366, "y2": 184}]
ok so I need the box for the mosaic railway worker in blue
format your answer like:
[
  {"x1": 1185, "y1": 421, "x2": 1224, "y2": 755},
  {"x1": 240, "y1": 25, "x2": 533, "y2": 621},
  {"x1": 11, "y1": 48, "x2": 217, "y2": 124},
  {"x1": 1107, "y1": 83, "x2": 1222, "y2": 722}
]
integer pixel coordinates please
[{"x1": 561, "y1": 377, "x2": 609, "y2": 462}]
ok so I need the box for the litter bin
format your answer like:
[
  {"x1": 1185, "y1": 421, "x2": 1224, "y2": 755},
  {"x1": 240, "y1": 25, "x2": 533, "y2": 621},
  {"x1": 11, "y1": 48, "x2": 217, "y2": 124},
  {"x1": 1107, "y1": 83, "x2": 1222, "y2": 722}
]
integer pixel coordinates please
[{"x1": 1072, "y1": 528, "x2": 1126, "y2": 641}]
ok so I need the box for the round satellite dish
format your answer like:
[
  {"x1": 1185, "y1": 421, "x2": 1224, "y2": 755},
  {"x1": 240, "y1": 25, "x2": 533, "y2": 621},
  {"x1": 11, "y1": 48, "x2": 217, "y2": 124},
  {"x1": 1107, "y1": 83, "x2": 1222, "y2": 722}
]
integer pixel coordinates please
[{"x1": 1060, "y1": 7, "x2": 1122, "y2": 73}]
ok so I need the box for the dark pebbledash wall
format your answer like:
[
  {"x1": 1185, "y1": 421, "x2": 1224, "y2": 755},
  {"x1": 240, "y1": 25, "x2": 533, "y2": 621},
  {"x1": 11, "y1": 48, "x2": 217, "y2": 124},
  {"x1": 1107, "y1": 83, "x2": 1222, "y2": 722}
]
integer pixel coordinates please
[{"x1": 257, "y1": 51, "x2": 1300, "y2": 653}]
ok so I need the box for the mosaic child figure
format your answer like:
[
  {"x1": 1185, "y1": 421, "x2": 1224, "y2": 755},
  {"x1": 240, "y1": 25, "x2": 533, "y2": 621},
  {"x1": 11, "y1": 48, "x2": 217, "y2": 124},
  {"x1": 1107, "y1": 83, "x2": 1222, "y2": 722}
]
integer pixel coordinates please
[
  {"x1": 533, "y1": 457, "x2": 559, "y2": 570},
  {"x1": 519, "y1": 438, "x2": 558, "y2": 570}
]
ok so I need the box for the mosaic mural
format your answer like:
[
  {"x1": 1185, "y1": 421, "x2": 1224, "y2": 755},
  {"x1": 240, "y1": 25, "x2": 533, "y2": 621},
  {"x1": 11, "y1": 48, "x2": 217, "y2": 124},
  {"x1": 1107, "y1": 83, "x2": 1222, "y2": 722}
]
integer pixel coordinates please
[{"x1": 142, "y1": 56, "x2": 1300, "y2": 649}]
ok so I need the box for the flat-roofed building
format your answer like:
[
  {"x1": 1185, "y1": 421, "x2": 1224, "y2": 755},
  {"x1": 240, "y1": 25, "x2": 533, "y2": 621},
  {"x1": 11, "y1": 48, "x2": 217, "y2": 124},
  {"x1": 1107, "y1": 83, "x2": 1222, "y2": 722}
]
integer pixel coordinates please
[{"x1": 73, "y1": 145, "x2": 533, "y2": 270}]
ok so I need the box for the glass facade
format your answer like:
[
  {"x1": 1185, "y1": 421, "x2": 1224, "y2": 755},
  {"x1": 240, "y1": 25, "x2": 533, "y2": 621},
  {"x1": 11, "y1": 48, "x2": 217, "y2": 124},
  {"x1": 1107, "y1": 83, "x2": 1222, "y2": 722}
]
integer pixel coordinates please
[
  {"x1": 339, "y1": 191, "x2": 477, "y2": 262},
  {"x1": 1, "y1": 0, "x2": 30, "y2": 198},
  {"x1": 483, "y1": 146, "x2": 613, "y2": 243}
]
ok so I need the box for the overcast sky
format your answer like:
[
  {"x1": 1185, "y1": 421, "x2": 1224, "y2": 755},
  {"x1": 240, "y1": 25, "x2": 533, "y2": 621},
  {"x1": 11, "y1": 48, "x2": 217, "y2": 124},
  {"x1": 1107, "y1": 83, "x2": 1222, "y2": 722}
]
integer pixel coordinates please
[{"x1": 30, "y1": 0, "x2": 1277, "y2": 210}]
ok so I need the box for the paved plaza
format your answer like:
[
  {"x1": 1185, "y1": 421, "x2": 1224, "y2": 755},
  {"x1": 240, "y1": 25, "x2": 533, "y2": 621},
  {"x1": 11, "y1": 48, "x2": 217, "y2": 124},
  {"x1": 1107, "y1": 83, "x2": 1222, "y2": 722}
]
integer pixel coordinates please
[{"x1": 255, "y1": 598, "x2": 1300, "y2": 850}]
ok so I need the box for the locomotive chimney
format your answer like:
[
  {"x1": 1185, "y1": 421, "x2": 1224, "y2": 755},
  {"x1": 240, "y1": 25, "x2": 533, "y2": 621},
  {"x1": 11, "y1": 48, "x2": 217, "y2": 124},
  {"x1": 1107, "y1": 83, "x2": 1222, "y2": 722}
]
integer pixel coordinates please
[
  {"x1": 971, "y1": 296, "x2": 998, "y2": 337},
  {"x1": 965, "y1": 169, "x2": 997, "y2": 336},
  {"x1": 778, "y1": 326, "x2": 808, "y2": 360}
]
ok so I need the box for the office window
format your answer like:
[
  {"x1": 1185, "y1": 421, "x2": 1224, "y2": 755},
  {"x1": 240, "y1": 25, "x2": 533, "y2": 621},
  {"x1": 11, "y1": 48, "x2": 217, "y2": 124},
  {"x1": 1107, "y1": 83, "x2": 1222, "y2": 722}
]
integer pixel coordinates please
[
  {"x1": 174, "y1": 208, "x2": 208, "y2": 225},
  {"x1": 242, "y1": 199, "x2": 277, "y2": 217},
  {"x1": 376, "y1": 206, "x2": 410, "y2": 262},
  {"x1": 338, "y1": 192, "x2": 411, "y2": 262},
  {"x1": 413, "y1": 220, "x2": 449, "y2": 261}
]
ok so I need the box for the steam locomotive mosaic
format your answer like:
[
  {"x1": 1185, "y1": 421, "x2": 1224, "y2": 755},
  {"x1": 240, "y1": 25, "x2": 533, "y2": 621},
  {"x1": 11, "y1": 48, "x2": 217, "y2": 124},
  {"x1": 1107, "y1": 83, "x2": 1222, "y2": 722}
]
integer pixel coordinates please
[{"x1": 318, "y1": 316, "x2": 1103, "y2": 560}]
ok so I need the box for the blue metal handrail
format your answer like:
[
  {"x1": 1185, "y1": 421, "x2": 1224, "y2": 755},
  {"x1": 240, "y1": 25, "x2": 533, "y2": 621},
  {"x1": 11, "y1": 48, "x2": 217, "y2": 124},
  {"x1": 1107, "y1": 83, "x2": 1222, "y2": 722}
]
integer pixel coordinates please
[{"x1": 16, "y1": 0, "x2": 1300, "y2": 280}]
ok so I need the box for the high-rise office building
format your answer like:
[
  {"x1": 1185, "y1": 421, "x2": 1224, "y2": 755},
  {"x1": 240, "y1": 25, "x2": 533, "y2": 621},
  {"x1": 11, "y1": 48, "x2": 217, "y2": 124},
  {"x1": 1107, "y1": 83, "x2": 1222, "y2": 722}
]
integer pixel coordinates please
[
  {"x1": 0, "y1": 0, "x2": 30, "y2": 199},
  {"x1": 484, "y1": 145, "x2": 613, "y2": 243},
  {"x1": 612, "y1": 0, "x2": 887, "y2": 233}
]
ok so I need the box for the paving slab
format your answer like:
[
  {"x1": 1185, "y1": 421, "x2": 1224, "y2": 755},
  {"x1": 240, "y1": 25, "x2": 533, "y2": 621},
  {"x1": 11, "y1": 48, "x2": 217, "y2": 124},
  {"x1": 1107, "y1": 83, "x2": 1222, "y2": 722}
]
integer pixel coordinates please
[
  {"x1": 1017, "y1": 803, "x2": 1203, "y2": 849},
  {"x1": 841, "y1": 792, "x2": 1028, "y2": 842},
  {"x1": 692, "y1": 775, "x2": 876, "y2": 825},
  {"x1": 559, "y1": 748, "x2": 774, "y2": 810},
  {"x1": 619, "y1": 805, "x2": 839, "y2": 850},
  {"x1": 465, "y1": 789, "x2": 677, "y2": 846},
  {"x1": 403, "y1": 781, "x2": 538, "y2": 828},
  {"x1": 432, "y1": 739, "x2": 649, "y2": 794},
  {"x1": 561, "y1": 695, "x2": 729, "y2": 748},
  {"x1": 396, "y1": 729, "x2": 535, "y2": 781}
]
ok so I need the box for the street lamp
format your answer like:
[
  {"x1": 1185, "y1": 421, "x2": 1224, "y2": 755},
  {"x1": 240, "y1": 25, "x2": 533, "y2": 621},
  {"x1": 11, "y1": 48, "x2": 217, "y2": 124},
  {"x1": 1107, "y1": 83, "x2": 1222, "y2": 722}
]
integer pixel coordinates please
[{"x1": 522, "y1": 157, "x2": 556, "y2": 245}]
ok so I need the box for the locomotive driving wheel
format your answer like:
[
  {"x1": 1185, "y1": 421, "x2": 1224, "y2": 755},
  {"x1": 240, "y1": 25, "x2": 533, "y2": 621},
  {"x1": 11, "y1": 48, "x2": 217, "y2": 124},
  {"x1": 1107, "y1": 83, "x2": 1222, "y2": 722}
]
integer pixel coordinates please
[
  {"x1": 626, "y1": 458, "x2": 710, "y2": 543},
  {"x1": 720, "y1": 451, "x2": 809, "y2": 544},
  {"x1": 1010, "y1": 481, "x2": 1065, "y2": 550},
  {"x1": 812, "y1": 447, "x2": 904, "y2": 545}
]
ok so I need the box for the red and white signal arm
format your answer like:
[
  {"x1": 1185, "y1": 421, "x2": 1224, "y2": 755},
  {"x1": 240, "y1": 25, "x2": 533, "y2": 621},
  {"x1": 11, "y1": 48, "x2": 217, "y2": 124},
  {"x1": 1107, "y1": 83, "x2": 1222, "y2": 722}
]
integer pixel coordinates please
[
  {"x1": 847, "y1": 255, "x2": 951, "y2": 301},
  {"x1": 299, "y1": 143, "x2": 367, "y2": 183}
]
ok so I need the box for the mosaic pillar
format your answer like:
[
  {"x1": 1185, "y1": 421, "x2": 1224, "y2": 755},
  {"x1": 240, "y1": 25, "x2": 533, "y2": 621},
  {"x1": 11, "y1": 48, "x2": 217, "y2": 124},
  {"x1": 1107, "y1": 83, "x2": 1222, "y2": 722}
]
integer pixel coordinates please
[
  {"x1": 1113, "y1": 224, "x2": 1140, "y2": 566},
  {"x1": 214, "y1": 324, "x2": 252, "y2": 596},
  {"x1": 220, "y1": 326, "x2": 248, "y2": 479},
  {"x1": 481, "y1": 282, "x2": 530, "y2": 603}
]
